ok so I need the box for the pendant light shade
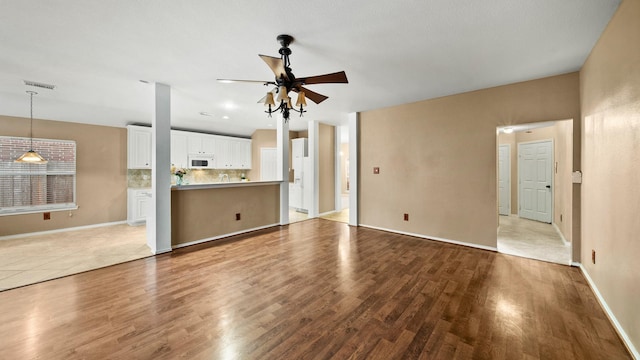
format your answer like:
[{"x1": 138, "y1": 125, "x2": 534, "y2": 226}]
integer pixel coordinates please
[
  {"x1": 15, "y1": 91, "x2": 48, "y2": 164},
  {"x1": 264, "y1": 92, "x2": 275, "y2": 106},
  {"x1": 295, "y1": 91, "x2": 307, "y2": 108},
  {"x1": 276, "y1": 86, "x2": 288, "y2": 102}
]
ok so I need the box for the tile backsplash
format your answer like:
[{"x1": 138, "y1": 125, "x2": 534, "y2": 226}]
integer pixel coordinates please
[{"x1": 127, "y1": 169, "x2": 249, "y2": 187}]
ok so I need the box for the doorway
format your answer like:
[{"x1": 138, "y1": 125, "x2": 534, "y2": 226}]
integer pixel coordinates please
[{"x1": 496, "y1": 121, "x2": 572, "y2": 265}]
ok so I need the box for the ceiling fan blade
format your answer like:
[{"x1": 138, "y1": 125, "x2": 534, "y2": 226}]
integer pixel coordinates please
[
  {"x1": 297, "y1": 71, "x2": 348, "y2": 85},
  {"x1": 217, "y1": 79, "x2": 275, "y2": 85},
  {"x1": 259, "y1": 55, "x2": 288, "y2": 81},
  {"x1": 293, "y1": 86, "x2": 329, "y2": 104}
]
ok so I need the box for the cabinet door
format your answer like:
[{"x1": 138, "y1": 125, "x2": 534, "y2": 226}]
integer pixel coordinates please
[
  {"x1": 201, "y1": 135, "x2": 216, "y2": 154},
  {"x1": 215, "y1": 137, "x2": 232, "y2": 168},
  {"x1": 171, "y1": 132, "x2": 189, "y2": 168},
  {"x1": 187, "y1": 135, "x2": 203, "y2": 154},
  {"x1": 128, "y1": 126, "x2": 152, "y2": 169},
  {"x1": 135, "y1": 196, "x2": 151, "y2": 221}
]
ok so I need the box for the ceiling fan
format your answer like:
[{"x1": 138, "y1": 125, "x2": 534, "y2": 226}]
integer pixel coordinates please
[{"x1": 218, "y1": 34, "x2": 348, "y2": 121}]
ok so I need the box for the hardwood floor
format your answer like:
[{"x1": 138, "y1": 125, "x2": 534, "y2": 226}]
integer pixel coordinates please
[{"x1": 0, "y1": 219, "x2": 630, "y2": 359}]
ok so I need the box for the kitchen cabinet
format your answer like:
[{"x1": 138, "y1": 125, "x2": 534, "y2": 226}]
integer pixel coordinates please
[
  {"x1": 171, "y1": 131, "x2": 189, "y2": 168},
  {"x1": 127, "y1": 188, "x2": 152, "y2": 225},
  {"x1": 188, "y1": 134, "x2": 216, "y2": 154},
  {"x1": 215, "y1": 137, "x2": 252, "y2": 169},
  {"x1": 127, "y1": 125, "x2": 152, "y2": 169}
]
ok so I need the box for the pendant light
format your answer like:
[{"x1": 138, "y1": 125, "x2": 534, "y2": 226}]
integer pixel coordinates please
[{"x1": 15, "y1": 91, "x2": 48, "y2": 164}]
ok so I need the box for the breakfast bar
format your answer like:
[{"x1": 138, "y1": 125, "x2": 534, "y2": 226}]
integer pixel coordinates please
[{"x1": 170, "y1": 181, "x2": 281, "y2": 248}]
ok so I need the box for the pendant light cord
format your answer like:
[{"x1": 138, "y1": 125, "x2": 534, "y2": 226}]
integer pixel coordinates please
[{"x1": 27, "y1": 90, "x2": 37, "y2": 150}]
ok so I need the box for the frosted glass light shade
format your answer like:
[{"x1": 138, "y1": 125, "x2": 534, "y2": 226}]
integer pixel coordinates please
[
  {"x1": 295, "y1": 91, "x2": 307, "y2": 107},
  {"x1": 276, "y1": 86, "x2": 288, "y2": 102},
  {"x1": 264, "y1": 92, "x2": 275, "y2": 106},
  {"x1": 15, "y1": 150, "x2": 48, "y2": 164}
]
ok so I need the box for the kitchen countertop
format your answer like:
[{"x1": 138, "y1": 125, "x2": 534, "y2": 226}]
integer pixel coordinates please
[{"x1": 170, "y1": 180, "x2": 282, "y2": 190}]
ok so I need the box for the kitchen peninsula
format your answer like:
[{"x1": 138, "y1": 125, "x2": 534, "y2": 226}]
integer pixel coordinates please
[{"x1": 170, "y1": 180, "x2": 281, "y2": 248}]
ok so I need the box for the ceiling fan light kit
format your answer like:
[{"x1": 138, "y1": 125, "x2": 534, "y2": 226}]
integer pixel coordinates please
[{"x1": 218, "y1": 34, "x2": 348, "y2": 122}]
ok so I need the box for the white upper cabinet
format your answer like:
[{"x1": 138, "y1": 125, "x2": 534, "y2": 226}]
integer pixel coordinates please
[
  {"x1": 232, "y1": 139, "x2": 252, "y2": 169},
  {"x1": 171, "y1": 131, "x2": 189, "y2": 168},
  {"x1": 214, "y1": 137, "x2": 252, "y2": 169},
  {"x1": 187, "y1": 134, "x2": 216, "y2": 154},
  {"x1": 127, "y1": 125, "x2": 152, "y2": 169}
]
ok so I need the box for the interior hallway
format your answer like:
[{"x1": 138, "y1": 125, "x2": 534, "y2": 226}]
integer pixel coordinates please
[
  {"x1": 0, "y1": 224, "x2": 152, "y2": 291},
  {"x1": 497, "y1": 215, "x2": 571, "y2": 265}
]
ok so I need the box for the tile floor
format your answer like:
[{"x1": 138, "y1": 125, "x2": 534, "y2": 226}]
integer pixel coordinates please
[
  {"x1": 497, "y1": 215, "x2": 572, "y2": 265},
  {"x1": 320, "y1": 208, "x2": 349, "y2": 223},
  {"x1": 0, "y1": 224, "x2": 152, "y2": 291},
  {"x1": 289, "y1": 208, "x2": 309, "y2": 223}
]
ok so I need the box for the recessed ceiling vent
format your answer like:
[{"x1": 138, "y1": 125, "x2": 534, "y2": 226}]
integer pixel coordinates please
[{"x1": 24, "y1": 80, "x2": 56, "y2": 90}]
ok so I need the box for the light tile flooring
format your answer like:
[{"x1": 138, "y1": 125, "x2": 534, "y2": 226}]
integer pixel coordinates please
[
  {"x1": 320, "y1": 208, "x2": 349, "y2": 223},
  {"x1": 497, "y1": 215, "x2": 572, "y2": 265},
  {"x1": 289, "y1": 209, "x2": 309, "y2": 223},
  {"x1": 0, "y1": 224, "x2": 152, "y2": 291}
]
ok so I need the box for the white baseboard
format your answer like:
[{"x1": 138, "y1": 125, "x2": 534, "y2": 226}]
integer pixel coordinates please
[
  {"x1": 0, "y1": 220, "x2": 128, "y2": 241},
  {"x1": 579, "y1": 264, "x2": 639, "y2": 359},
  {"x1": 359, "y1": 224, "x2": 498, "y2": 252},
  {"x1": 172, "y1": 223, "x2": 280, "y2": 249},
  {"x1": 552, "y1": 222, "x2": 571, "y2": 246}
]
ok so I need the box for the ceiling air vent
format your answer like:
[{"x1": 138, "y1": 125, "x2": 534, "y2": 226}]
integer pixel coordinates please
[{"x1": 24, "y1": 80, "x2": 56, "y2": 90}]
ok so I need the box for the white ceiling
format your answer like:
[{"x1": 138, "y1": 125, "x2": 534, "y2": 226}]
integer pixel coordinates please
[{"x1": 0, "y1": 0, "x2": 621, "y2": 137}]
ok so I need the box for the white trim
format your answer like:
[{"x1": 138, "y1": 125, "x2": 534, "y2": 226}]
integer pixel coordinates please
[
  {"x1": 0, "y1": 220, "x2": 127, "y2": 241},
  {"x1": 571, "y1": 261, "x2": 581, "y2": 267},
  {"x1": 498, "y1": 144, "x2": 511, "y2": 215},
  {"x1": 579, "y1": 264, "x2": 640, "y2": 359},
  {"x1": 171, "y1": 223, "x2": 280, "y2": 249},
  {"x1": 359, "y1": 224, "x2": 498, "y2": 252},
  {"x1": 552, "y1": 222, "x2": 571, "y2": 246}
]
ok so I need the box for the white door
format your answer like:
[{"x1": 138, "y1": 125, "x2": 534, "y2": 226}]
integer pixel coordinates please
[
  {"x1": 260, "y1": 148, "x2": 277, "y2": 181},
  {"x1": 519, "y1": 140, "x2": 552, "y2": 223},
  {"x1": 498, "y1": 145, "x2": 510, "y2": 216}
]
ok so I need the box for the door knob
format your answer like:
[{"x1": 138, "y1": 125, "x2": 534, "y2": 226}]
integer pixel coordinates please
[{"x1": 546, "y1": 185, "x2": 551, "y2": 189}]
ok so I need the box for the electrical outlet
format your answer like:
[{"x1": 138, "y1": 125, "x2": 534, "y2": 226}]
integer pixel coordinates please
[
  {"x1": 43, "y1": 212, "x2": 50, "y2": 220},
  {"x1": 560, "y1": 214, "x2": 563, "y2": 222},
  {"x1": 592, "y1": 250, "x2": 596, "y2": 264},
  {"x1": 404, "y1": 213, "x2": 409, "y2": 221},
  {"x1": 236, "y1": 213, "x2": 241, "y2": 221},
  {"x1": 373, "y1": 167, "x2": 380, "y2": 174}
]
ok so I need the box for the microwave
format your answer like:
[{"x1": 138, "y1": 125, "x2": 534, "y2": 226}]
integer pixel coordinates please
[{"x1": 188, "y1": 154, "x2": 215, "y2": 169}]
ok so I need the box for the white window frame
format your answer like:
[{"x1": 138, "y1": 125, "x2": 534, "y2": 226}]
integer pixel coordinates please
[{"x1": 0, "y1": 136, "x2": 77, "y2": 216}]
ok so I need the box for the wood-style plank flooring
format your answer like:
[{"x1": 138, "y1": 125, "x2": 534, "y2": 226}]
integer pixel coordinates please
[{"x1": 0, "y1": 219, "x2": 631, "y2": 359}]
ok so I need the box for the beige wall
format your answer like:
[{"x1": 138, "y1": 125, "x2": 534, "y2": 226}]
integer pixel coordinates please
[
  {"x1": 580, "y1": 0, "x2": 640, "y2": 352},
  {"x1": 318, "y1": 123, "x2": 335, "y2": 214},
  {"x1": 552, "y1": 120, "x2": 573, "y2": 242},
  {"x1": 248, "y1": 129, "x2": 302, "y2": 182},
  {"x1": 0, "y1": 116, "x2": 127, "y2": 237},
  {"x1": 360, "y1": 72, "x2": 580, "y2": 248},
  {"x1": 497, "y1": 121, "x2": 573, "y2": 242},
  {"x1": 171, "y1": 185, "x2": 280, "y2": 246}
]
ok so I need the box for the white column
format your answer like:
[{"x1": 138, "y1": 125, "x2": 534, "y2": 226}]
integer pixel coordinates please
[
  {"x1": 307, "y1": 121, "x2": 319, "y2": 218},
  {"x1": 277, "y1": 115, "x2": 289, "y2": 225},
  {"x1": 334, "y1": 126, "x2": 342, "y2": 213},
  {"x1": 149, "y1": 83, "x2": 172, "y2": 254},
  {"x1": 348, "y1": 112, "x2": 358, "y2": 226}
]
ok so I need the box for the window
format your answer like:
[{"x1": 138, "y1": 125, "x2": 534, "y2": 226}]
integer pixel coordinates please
[{"x1": 0, "y1": 136, "x2": 77, "y2": 215}]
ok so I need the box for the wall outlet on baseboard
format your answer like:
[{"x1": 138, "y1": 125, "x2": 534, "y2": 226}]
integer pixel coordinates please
[
  {"x1": 43, "y1": 212, "x2": 50, "y2": 220},
  {"x1": 404, "y1": 213, "x2": 409, "y2": 221},
  {"x1": 236, "y1": 213, "x2": 241, "y2": 221}
]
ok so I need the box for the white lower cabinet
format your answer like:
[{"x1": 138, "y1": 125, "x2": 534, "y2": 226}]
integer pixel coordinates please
[{"x1": 127, "y1": 188, "x2": 152, "y2": 226}]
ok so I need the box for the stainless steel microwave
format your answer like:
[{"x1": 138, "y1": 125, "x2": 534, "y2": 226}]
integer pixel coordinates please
[{"x1": 188, "y1": 154, "x2": 215, "y2": 169}]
